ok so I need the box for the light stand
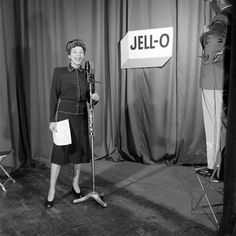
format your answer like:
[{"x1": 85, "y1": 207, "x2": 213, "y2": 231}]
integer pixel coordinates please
[{"x1": 73, "y1": 61, "x2": 107, "y2": 207}]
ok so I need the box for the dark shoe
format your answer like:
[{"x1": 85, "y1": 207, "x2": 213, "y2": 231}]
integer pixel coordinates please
[
  {"x1": 45, "y1": 198, "x2": 54, "y2": 209},
  {"x1": 72, "y1": 187, "x2": 83, "y2": 198},
  {"x1": 196, "y1": 168, "x2": 213, "y2": 177}
]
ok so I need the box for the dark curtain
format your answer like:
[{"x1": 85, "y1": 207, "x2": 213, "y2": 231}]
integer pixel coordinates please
[
  {"x1": 217, "y1": 1, "x2": 236, "y2": 234},
  {"x1": 0, "y1": 0, "x2": 212, "y2": 171}
]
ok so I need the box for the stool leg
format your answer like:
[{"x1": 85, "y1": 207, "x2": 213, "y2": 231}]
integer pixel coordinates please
[
  {"x1": 0, "y1": 165, "x2": 15, "y2": 182},
  {"x1": 0, "y1": 164, "x2": 15, "y2": 192},
  {"x1": 0, "y1": 182, "x2": 6, "y2": 192},
  {"x1": 194, "y1": 173, "x2": 220, "y2": 228}
]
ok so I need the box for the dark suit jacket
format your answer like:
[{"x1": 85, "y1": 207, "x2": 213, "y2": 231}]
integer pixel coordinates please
[{"x1": 50, "y1": 65, "x2": 90, "y2": 122}]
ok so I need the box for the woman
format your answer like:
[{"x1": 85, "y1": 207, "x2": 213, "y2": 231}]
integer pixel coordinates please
[{"x1": 45, "y1": 39, "x2": 99, "y2": 208}]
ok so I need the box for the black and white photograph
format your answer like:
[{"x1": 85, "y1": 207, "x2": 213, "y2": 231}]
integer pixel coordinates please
[{"x1": 0, "y1": 0, "x2": 235, "y2": 235}]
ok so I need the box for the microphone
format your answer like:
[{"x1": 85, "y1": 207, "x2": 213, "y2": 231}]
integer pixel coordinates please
[
  {"x1": 84, "y1": 60, "x2": 94, "y2": 85},
  {"x1": 85, "y1": 60, "x2": 90, "y2": 74},
  {"x1": 84, "y1": 60, "x2": 101, "y2": 84},
  {"x1": 84, "y1": 60, "x2": 96, "y2": 74}
]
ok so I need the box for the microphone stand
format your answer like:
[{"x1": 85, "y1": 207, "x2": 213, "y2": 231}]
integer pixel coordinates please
[{"x1": 73, "y1": 66, "x2": 107, "y2": 207}]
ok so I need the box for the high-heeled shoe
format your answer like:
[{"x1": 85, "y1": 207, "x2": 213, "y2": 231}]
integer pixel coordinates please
[
  {"x1": 45, "y1": 198, "x2": 54, "y2": 209},
  {"x1": 71, "y1": 187, "x2": 83, "y2": 198}
]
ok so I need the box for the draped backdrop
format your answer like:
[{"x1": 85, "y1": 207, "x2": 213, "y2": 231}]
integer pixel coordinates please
[{"x1": 0, "y1": 0, "x2": 215, "y2": 171}]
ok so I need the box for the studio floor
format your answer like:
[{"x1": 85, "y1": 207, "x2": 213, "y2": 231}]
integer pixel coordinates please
[{"x1": 0, "y1": 158, "x2": 223, "y2": 236}]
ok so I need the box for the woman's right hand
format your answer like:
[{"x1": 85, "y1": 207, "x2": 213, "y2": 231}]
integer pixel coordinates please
[{"x1": 49, "y1": 122, "x2": 57, "y2": 132}]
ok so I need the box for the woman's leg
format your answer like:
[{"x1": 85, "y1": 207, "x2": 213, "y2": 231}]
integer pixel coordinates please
[
  {"x1": 72, "y1": 164, "x2": 81, "y2": 193},
  {"x1": 47, "y1": 163, "x2": 61, "y2": 201}
]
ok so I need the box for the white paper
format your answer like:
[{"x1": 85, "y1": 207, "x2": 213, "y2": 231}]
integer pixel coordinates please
[{"x1": 53, "y1": 119, "x2": 72, "y2": 146}]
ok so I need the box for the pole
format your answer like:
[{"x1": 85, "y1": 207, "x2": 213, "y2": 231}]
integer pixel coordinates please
[{"x1": 73, "y1": 62, "x2": 107, "y2": 207}]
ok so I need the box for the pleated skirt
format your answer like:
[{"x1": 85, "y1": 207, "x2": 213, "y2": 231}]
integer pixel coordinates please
[{"x1": 51, "y1": 112, "x2": 91, "y2": 165}]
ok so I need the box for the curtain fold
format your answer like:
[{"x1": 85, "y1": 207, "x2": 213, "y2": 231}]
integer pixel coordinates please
[
  {"x1": 119, "y1": 0, "x2": 177, "y2": 164},
  {"x1": 0, "y1": 0, "x2": 212, "y2": 170},
  {"x1": 0, "y1": 0, "x2": 13, "y2": 158},
  {"x1": 174, "y1": 0, "x2": 209, "y2": 164},
  {"x1": 0, "y1": 0, "x2": 28, "y2": 171}
]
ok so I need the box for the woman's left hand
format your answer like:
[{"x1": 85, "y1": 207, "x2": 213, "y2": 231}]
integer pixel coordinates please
[{"x1": 91, "y1": 93, "x2": 99, "y2": 102}]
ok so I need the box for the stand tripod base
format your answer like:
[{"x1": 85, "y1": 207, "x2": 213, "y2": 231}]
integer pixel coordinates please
[{"x1": 73, "y1": 191, "x2": 107, "y2": 207}]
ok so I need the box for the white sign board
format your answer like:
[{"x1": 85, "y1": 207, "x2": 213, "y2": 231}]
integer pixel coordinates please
[{"x1": 120, "y1": 27, "x2": 173, "y2": 68}]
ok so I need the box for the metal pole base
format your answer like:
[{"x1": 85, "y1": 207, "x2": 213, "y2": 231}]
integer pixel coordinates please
[{"x1": 73, "y1": 191, "x2": 107, "y2": 207}]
